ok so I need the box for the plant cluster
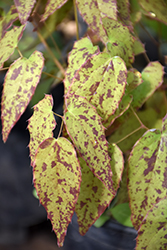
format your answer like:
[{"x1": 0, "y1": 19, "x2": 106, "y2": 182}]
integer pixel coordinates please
[{"x1": 0, "y1": 0, "x2": 167, "y2": 249}]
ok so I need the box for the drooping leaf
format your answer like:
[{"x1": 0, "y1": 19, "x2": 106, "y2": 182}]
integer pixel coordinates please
[
  {"x1": 64, "y1": 94, "x2": 114, "y2": 192},
  {"x1": 103, "y1": 17, "x2": 134, "y2": 67},
  {"x1": 14, "y1": 0, "x2": 36, "y2": 24},
  {"x1": 0, "y1": 25, "x2": 25, "y2": 68},
  {"x1": 64, "y1": 37, "x2": 99, "y2": 94},
  {"x1": 136, "y1": 197, "x2": 167, "y2": 250},
  {"x1": 41, "y1": 0, "x2": 68, "y2": 22},
  {"x1": 69, "y1": 52, "x2": 127, "y2": 124},
  {"x1": 28, "y1": 95, "x2": 56, "y2": 166},
  {"x1": 128, "y1": 114, "x2": 167, "y2": 230},
  {"x1": 139, "y1": 0, "x2": 167, "y2": 25},
  {"x1": 0, "y1": 5, "x2": 19, "y2": 39},
  {"x1": 1, "y1": 50, "x2": 44, "y2": 142},
  {"x1": 75, "y1": 144, "x2": 123, "y2": 235},
  {"x1": 130, "y1": 0, "x2": 142, "y2": 24},
  {"x1": 76, "y1": 0, "x2": 117, "y2": 43},
  {"x1": 33, "y1": 137, "x2": 81, "y2": 247},
  {"x1": 109, "y1": 203, "x2": 133, "y2": 227},
  {"x1": 131, "y1": 61, "x2": 164, "y2": 109}
]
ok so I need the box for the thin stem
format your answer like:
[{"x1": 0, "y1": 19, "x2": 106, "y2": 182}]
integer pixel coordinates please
[
  {"x1": 16, "y1": 46, "x2": 23, "y2": 57},
  {"x1": 73, "y1": 0, "x2": 79, "y2": 40},
  {"x1": 115, "y1": 126, "x2": 143, "y2": 145},
  {"x1": 42, "y1": 71, "x2": 63, "y2": 81},
  {"x1": 57, "y1": 120, "x2": 64, "y2": 139},
  {"x1": 0, "y1": 67, "x2": 9, "y2": 71},
  {"x1": 53, "y1": 111, "x2": 63, "y2": 119},
  {"x1": 32, "y1": 0, "x2": 41, "y2": 15},
  {"x1": 131, "y1": 107, "x2": 149, "y2": 130},
  {"x1": 34, "y1": 23, "x2": 65, "y2": 76},
  {"x1": 143, "y1": 52, "x2": 150, "y2": 64}
]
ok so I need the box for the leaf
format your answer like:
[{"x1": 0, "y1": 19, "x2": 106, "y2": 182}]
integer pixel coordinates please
[
  {"x1": 75, "y1": 143, "x2": 123, "y2": 235},
  {"x1": 64, "y1": 37, "x2": 99, "y2": 94},
  {"x1": 139, "y1": 0, "x2": 167, "y2": 25},
  {"x1": 117, "y1": 0, "x2": 133, "y2": 30},
  {"x1": 41, "y1": 0, "x2": 68, "y2": 22},
  {"x1": 28, "y1": 95, "x2": 56, "y2": 166},
  {"x1": 0, "y1": 25, "x2": 25, "y2": 68},
  {"x1": 127, "y1": 68, "x2": 143, "y2": 92},
  {"x1": 0, "y1": 5, "x2": 19, "y2": 39},
  {"x1": 104, "y1": 17, "x2": 134, "y2": 67},
  {"x1": 133, "y1": 37, "x2": 145, "y2": 56},
  {"x1": 110, "y1": 203, "x2": 133, "y2": 227},
  {"x1": 1, "y1": 50, "x2": 44, "y2": 142},
  {"x1": 64, "y1": 94, "x2": 114, "y2": 192},
  {"x1": 69, "y1": 53, "x2": 127, "y2": 124},
  {"x1": 33, "y1": 137, "x2": 81, "y2": 247},
  {"x1": 136, "y1": 197, "x2": 167, "y2": 250},
  {"x1": 131, "y1": 61, "x2": 164, "y2": 109},
  {"x1": 14, "y1": 0, "x2": 36, "y2": 24},
  {"x1": 76, "y1": 0, "x2": 117, "y2": 43},
  {"x1": 128, "y1": 114, "x2": 167, "y2": 230}
]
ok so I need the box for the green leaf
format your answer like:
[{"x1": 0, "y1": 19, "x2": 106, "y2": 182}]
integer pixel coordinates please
[
  {"x1": 136, "y1": 197, "x2": 167, "y2": 250},
  {"x1": 133, "y1": 37, "x2": 145, "y2": 56},
  {"x1": 127, "y1": 68, "x2": 143, "y2": 92},
  {"x1": 69, "y1": 52, "x2": 127, "y2": 124},
  {"x1": 64, "y1": 37, "x2": 99, "y2": 94},
  {"x1": 104, "y1": 17, "x2": 134, "y2": 67},
  {"x1": 0, "y1": 25, "x2": 25, "y2": 68},
  {"x1": 139, "y1": 0, "x2": 167, "y2": 25},
  {"x1": 93, "y1": 213, "x2": 110, "y2": 228},
  {"x1": 1, "y1": 50, "x2": 44, "y2": 142},
  {"x1": 117, "y1": 0, "x2": 133, "y2": 29},
  {"x1": 28, "y1": 95, "x2": 56, "y2": 166},
  {"x1": 131, "y1": 61, "x2": 164, "y2": 109},
  {"x1": 41, "y1": 0, "x2": 68, "y2": 22},
  {"x1": 0, "y1": 5, "x2": 19, "y2": 39},
  {"x1": 75, "y1": 144, "x2": 123, "y2": 234},
  {"x1": 33, "y1": 137, "x2": 81, "y2": 247},
  {"x1": 128, "y1": 114, "x2": 167, "y2": 230},
  {"x1": 110, "y1": 203, "x2": 133, "y2": 227},
  {"x1": 76, "y1": 0, "x2": 117, "y2": 43},
  {"x1": 64, "y1": 94, "x2": 114, "y2": 192},
  {"x1": 14, "y1": 0, "x2": 36, "y2": 24}
]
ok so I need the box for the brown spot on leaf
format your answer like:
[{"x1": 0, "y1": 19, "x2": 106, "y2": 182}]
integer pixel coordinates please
[
  {"x1": 42, "y1": 162, "x2": 47, "y2": 171},
  {"x1": 162, "y1": 167, "x2": 167, "y2": 188},
  {"x1": 10, "y1": 66, "x2": 22, "y2": 80}
]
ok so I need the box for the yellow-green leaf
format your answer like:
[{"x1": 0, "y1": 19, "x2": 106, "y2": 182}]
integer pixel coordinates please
[
  {"x1": 33, "y1": 137, "x2": 81, "y2": 247},
  {"x1": 1, "y1": 50, "x2": 44, "y2": 142},
  {"x1": 28, "y1": 95, "x2": 56, "y2": 166},
  {"x1": 64, "y1": 94, "x2": 114, "y2": 193},
  {"x1": 136, "y1": 197, "x2": 167, "y2": 250},
  {"x1": 0, "y1": 5, "x2": 19, "y2": 39},
  {"x1": 76, "y1": 0, "x2": 117, "y2": 43},
  {"x1": 128, "y1": 114, "x2": 167, "y2": 230},
  {"x1": 104, "y1": 17, "x2": 134, "y2": 67},
  {"x1": 41, "y1": 0, "x2": 68, "y2": 22},
  {"x1": 69, "y1": 53, "x2": 127, "y2": 124},
  {"x1": 0, "y1": 25, "x2": 25, "y2": 68},
  {"x1": 64, "y1": 37, "x2": 99, "y2": 94},
  {"x1": 14, "y1": 0, "x2": 36, "y2": 24},
  {"x1": 75, "y1": 144, "x2": 124, "y2": 235}
]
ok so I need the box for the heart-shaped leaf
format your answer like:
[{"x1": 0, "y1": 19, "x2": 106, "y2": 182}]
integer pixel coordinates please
[
  {"x1": 14, "y1": 0, "x2": 36, "y2": 24},
  {"x1": 28, "y1": 94, "x2": 56, "y2": 166},
  {"x1": 64, "y1": 94, "x2": 114, "y2": 193},
  {"x1": 75, "y1": 143, "x2": 123, "y2": 235},
  {"x1": 128, "y1": 114, "x2": 167, "y2": 230},
  {"x1": 33, "y1": 137, "x2": 81, "y2": 247},
  {"x1": 1, "y1": 50, "x2": 44, "y2": 142}
]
